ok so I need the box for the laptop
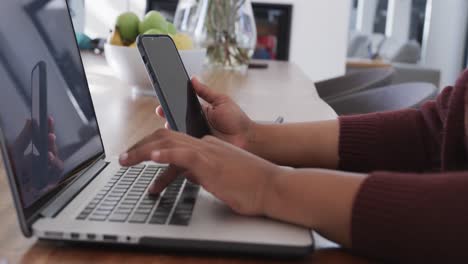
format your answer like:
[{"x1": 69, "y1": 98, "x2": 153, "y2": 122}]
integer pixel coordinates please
[{"x1": 0, "y1": 0, "x2": 313, "y2": 257}]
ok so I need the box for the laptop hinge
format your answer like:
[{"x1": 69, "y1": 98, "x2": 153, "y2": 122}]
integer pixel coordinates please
[{"x1": 41, "y1": 158, "x2": 108, "y2": 218}]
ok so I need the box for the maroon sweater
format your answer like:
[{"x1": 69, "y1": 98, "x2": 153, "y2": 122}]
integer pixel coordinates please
[{"x1": 339, "y1": 69, "x2": 468, "y2": 263}]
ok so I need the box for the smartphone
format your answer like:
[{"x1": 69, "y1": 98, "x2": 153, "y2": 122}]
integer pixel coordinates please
[
  {"x1": 31, "y1": 60, "x2": 49, "y2": 188},
  {"x1": 137, "y1": 35, "x2": 211, "y2": 138}
]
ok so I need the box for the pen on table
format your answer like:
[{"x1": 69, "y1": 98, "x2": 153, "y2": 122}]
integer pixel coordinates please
[{"x1": 274, "y1": 116, "x2": 284, "y2": 124}]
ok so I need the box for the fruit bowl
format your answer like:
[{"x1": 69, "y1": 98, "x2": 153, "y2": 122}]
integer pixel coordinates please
[{"x1": 104, "y1": 43, "x2": 206, "y2": 95}]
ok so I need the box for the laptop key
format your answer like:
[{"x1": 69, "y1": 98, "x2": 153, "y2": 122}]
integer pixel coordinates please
[
  {"x1": 137, "y1": 204, "x2": 154, "y2": 210},
  {"x1": 121, "y1": 202, "x2": 138, "y2": 207},
  {"x1": 169, "y1": 214, "x2": 191, "y2": 226},
  {"x1": 92, "y1": 211, "x2": 111, "y2": 216},
  {"x1": 109, "y1": 213, "x2": 129, "y2": 222},
  {"x1": 135, "y1": 208, "x2": 152, "y2": 214},
  {"x1": 108, "y1": 192, "x2": 125, "y2": 197},
  {"x1": 100, "y1": 203, "x2": 118, "y2": 208},
  {"x1": 116, "y1": 208, "x2": 133, "y2": 214},
  {"x1": 129, "y1": 213, "x2": 149, "y2": 223},
  {"x1": 117, "y1": 202, "x2": 134, "y2": 208},
  {"x1": 89, "y1": 214, "x2": 107, "y2": 221},
  {"x1": 96, "y1": 204, "x2": 115, "y2": 211},
  {"x1": 104, "y1": 197, "x2": 121, "y2": 202},
  {"x1": 81, "y1": 208, "x2": 93, "y2": 214},
  {"x1": 76, "y1": 213, "x2": 88, "y2": 220},
  {"x1": 149, "y1": 214, "x2": 168, "y2": 224}
]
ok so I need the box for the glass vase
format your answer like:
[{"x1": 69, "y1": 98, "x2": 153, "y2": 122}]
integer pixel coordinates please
[
  {"x1": 174, "y1": 0, "x2": 200, "y2": 34},
  {"x1": 192, "y1": 0, "x2": 257, "y2": 70}
]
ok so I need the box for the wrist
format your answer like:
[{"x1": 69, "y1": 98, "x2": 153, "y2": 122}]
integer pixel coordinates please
[
  {"x1": 260, "y1": 166, "x2": 292, "y2": 218},
  {"x1": 244, "y1": 121, "x2": 261, "y2": 153}
]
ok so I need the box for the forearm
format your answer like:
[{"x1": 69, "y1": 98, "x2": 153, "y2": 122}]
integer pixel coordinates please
[
  {"x1": 246, "y1": 120, "x2": 340, "y2": 169},
  {"x1": 263, "y1": 167, "x2": 367, "y2": 247}
]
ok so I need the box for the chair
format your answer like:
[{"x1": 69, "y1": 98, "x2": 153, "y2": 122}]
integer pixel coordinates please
[
  {"x1": 328, "y1": 82, "x2": 439, "y2": 116},
  {"x1": 315, "y1": 67, "x2": 395, "y2": 102}
]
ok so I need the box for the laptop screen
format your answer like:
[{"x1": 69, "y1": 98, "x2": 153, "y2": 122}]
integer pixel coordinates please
[{"x1": 0, "y1": 0, "x2": 104, "y2": 216}]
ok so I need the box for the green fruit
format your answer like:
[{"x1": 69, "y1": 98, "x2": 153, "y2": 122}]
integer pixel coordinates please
[
  {"x1": 167, "y1": 22, "x2": 177, "y2": 35},
  {"x1": 116, "y1": 12, "x2": 140, "y2": 44},
  {"x1": 139, "y1": 11, "x2": 168, "y2": 34},
  {"x1": 143, "y1": 29, "x2": 165, "y2": 35}
]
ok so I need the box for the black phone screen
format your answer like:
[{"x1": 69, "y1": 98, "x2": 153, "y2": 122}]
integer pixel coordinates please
[
  {"x1": 31, "y1": 61, "x2": 49, "y2": 189},
  {"x1": 140, "y1": 36, "x2": 211, "y2": 138}
]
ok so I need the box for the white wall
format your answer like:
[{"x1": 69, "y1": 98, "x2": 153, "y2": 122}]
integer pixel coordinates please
[
  {"x1": 254, "y1": 0, "x2": 351, "y2": 82},
  {"x1": 422, "y1": 0, "x2": 468, "y2": 87},
  {"x1": 85, "y1": 0, "x2": 350, "y2": 82},
  {"x1": 84, "y1": 0, "x2": 146, "y2": 38}
]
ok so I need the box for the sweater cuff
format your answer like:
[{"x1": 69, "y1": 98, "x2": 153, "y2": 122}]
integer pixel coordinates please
[
  {"x1": 351, "y1": 172, "x2": 447, "y2": 262},
  {"x1": 338, "y1": 115, "x2": 381, "y2": 172}
]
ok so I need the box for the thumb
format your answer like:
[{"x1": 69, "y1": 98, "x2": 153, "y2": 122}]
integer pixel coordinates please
[{"x1": 192, "y1": 77, "x2": 221, "y2": 104}]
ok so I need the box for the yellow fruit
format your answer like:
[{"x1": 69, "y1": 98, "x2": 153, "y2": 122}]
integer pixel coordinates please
[
  {"x1": 172, "y1": 33, "x2": 193, "y2": 50},
  {"x1": 110, "y1": 29, "x2": 124, "y2": 46}
]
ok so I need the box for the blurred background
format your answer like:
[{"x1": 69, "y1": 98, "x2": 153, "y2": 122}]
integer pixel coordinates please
[
  {"x1": 71, "y1": 0, "x2": 468, "y2": 88},
  {"x1": 347, "y1": 0, "x2": 468, "y2": 88}
]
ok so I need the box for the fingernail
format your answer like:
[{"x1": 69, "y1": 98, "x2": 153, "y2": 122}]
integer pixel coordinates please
[
  {"x1": 151, "y1": 151, "x2": 160, "y2": 160},
  {"x1": 149, "y1": 184, "x2": 157, "y2": 193},
  {"x1": 48, "y1": 152, "x2": 54, "y2": 162},
  {"x1": 149, "y1": 183, "x2": 161, "y2": 195},
  {"x1": 50, "y1": 134, "x2": 56, "y2": 141},
  {"x1": 119, "y1": 153, "x2": 128, "y2": 162}
]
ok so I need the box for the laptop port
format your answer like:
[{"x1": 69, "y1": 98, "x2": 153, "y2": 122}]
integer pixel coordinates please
[
  {"x1": 87, "y1": 234, "x2": 96, "y2": 240},
  {"x1": 44, "y1": 231, "x2": 63, "y2": 239},
  {"x1": 70, "y1": 233, "x2": 80, "y2": 239},
  {"x1": 102, "y1": 235, "x2": 118, "y2": 242}
]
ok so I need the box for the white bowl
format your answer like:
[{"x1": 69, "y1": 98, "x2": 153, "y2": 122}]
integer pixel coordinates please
[{"x1": 104, "y1": 44, "x2": 206, "y2": 94}]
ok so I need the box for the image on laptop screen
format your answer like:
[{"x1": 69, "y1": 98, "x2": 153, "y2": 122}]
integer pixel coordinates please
[{"x1": 0, "y1": 0, "x2": 104, "y2": 211}]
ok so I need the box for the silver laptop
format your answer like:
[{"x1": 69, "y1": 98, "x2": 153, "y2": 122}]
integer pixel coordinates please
[{"x1": 0, "y1": 0, "x2": 313, "y2": 257}]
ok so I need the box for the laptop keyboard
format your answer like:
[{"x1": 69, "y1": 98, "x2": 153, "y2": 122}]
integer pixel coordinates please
[{"x1": 76, "y1": 164, "x2": 199, "y2": 226}]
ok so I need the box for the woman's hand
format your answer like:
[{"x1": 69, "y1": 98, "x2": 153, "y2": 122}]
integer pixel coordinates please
[
  {"x1": 156, "y1": 77, "x2": 254, "y2": 149},
  {"x1": 119, "y1": 129, "x2": 282, "y2": 216}
]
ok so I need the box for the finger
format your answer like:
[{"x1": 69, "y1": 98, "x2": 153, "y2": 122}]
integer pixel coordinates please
[
  {"x1": 201, "y1": 104, "x2": 210, "y2": 115},
  {"x1": 126, "y1": 128, "x2": 170, "y2": 154},
  {"x1": 192, "y1": 77, "x2": 221, "y2": 104},
  {"x1": 48, "y1": 133, "x2": 59, "y2": 156},
  {"x1": 184, "y1": 172, "x2": 200, "y2": 185},
  {"x1": 148, "y1": 165, "x2": 180, "y2": 194},
  {"x1": 155, "y1": 106, "x2": 166, "y2": 118},
  {"x1": 48, "y1": 151, "x2": 64, "y2": 172},
  {"x1": 48, "y1": 116, "x2": 55, "y2": 134},
  {"x1": 150, "y1": 148, "x2": 206, "y2": 185},
  {"x1": 127, "y1": 128, "x2": 192, "y2": 153},
  {"x1": 120, "y1": 131, "x2": 200, "y2": 166},
  {"x1": 165, "y1": 122, "x2": 170, "y2": 129}
]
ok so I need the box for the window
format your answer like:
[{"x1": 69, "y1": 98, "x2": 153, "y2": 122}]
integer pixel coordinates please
[
  {"x1": 409, "y1": 0, "x2": 427, "y2": 44},
  {"x1": 373, "y1": 0, "x2": 388, "y2": 34}
]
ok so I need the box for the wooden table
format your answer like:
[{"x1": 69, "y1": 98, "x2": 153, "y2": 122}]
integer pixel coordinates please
[
  {"x1": 346, "y1": 58, "x2": 393, "y2": 69},
  {"x1": 0, "y1": 53, "x2": 372, "y2": 263}
]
